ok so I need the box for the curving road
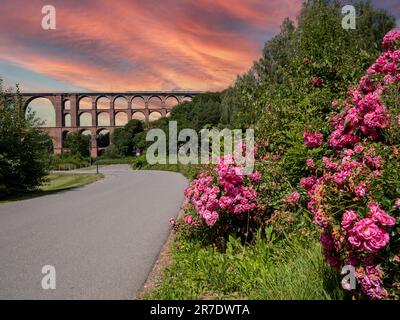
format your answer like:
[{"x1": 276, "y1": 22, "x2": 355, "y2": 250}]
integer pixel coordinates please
[{"x1": 0, "y1": 165, "x2": 188, "y2": 299}]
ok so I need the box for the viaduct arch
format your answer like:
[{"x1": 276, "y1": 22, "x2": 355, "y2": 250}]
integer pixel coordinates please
[{"x1": 21, "y1": 91, "x2": 202, "y2": 157}]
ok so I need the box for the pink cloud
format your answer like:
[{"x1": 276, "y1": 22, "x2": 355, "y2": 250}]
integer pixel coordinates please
[{"x1": 0, "y1": 0, "x2": 302, "y2": 91}]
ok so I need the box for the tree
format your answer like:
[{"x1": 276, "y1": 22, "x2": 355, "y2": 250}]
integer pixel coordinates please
[
  {"x1": 222, "y1": 0, "x2": 396, "y2": 128},
  {"x1": 0, "y1": 78, "x2": 53, "y2": 197},
  {"x1": 169, "y1": 92, "x2": 223, "y2": 131},
  {"x1": 63, "y1": 132, "x2": 91, "y2": 158},
  {"x1": 111, "y1": 128, "x2": 130, "y2": 155},
  {"x1": 109, "y1": 120, "x2": 144, "y2": 156}
]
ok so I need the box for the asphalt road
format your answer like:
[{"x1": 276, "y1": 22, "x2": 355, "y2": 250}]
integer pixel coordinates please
[{"x1": 0, "y1": 165, "x2": 188, "y2": 299}]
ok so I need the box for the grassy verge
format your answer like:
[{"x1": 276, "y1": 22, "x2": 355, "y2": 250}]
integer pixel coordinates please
[
  {"x1": 143, "y1": 228, "x2": 345, "y2": 300},
  {"x1": 97, "y1": 157, "x2": 134, "y2": 165},
  {"x1": 52, "y1": 156, "x2": 134, "y2": 171},
  {"x1": 0, "y1": 173, "x2": 103, "y2": 204},
  {"x1": 141, "y1": 163, "x2": 201, "y2": 180},
  {"x1": 132, "y1": 156, "x2": 201, "y2": 180}
]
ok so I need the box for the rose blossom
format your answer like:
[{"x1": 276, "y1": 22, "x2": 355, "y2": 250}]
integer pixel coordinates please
[
  {"x1": 383, "y1": 29, "x2": 400, "y2": 50},
  {"x1": 283, "y1": 192, "x2": 301, "y2": 206},
  {"x1": 304, "y1": 132, "x2": 324, "y2": 148},
  {"x1": 357, "y1": 265, "x2": 389, "y2": 299},
  {"x1": 341, "y1": 210, "x2": 358, "y2": 230},
  {"x1": 354, "y1": 182, "x2": 368, "y2": 197},
  {"x1": 203, "y1": 210, "x2": 219, "y2": 227},
  {"x1": 396, "y1": 198, "x2": 400, "y2": 209},
  {"x1": 248, "y1": 171, "x2": 261, "y2": 181},
  {"x1": 306, "y1": 158, "x2": 315, "y2": 169},
  {"x1": 350, "y1": 218, "x2": 390, "y2": 252},
  {"x1": 368, "y1": 203, "x2": 396, "y2": 227},
  {"x1": 311, "y1": 76, "x2": 324, "y2": 87},
  {"x1": 354, "y1": 144, "x2": 364, "y2": 154},
  {"x1": 320, "y1": 232, "x2": 334, "y2": 250},
  {"x1": 300, "y1": 176, "x2": 317, "y2": 190}
]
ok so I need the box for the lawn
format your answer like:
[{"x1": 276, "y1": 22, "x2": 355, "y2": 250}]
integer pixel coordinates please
[{"x1": 0, "y1": 173, "x2": 103, "y2": 204}]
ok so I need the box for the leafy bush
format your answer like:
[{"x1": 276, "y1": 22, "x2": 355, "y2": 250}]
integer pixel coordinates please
[
  {"x1": 170, "y1": 92, "x2": 223, "y2": 132},
  {"x1": 109, "y1": 120, "x2": 144, "y2": 156},
  {"x1": 63, "y1": 131, "x2": 91, "y2": 157},
  {"x1": 0, "y1": 80, "x2": 53, "y2": 196},
  {"x1": 131, "y1": 154, "x2": 148, "y2": 169}
]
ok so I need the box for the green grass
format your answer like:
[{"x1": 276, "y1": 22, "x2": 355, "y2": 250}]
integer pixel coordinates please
[
  {"x1": 132, "y1": 155, "x2": 202, "y2": 180},
  {"x1": 97, "y1": 157, "x2": 134, "y2": 165},
  {"x1": 143, "y1": 228, "x2": 345, "y2": 300},
  {"x1": 142, "y1": 163, "x2": 201, "y2": 180},
  {"x1": 0, "y1": 173, "x2": 103, "y2": 204},
  {"x1": 52, "y1": 162, "x2": 91, "y2": 171},
  {"x1": 52, "y1": 156, "x2": 134, "y2": 171}
]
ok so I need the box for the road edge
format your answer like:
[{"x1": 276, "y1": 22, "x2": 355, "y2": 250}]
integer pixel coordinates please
[{"x1": 134, "y1": 206, "x2": 185, "y2": 300}]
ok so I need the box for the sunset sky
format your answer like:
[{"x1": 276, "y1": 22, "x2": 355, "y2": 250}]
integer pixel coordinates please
[{"x1": 0, "y1": 0, "x2": 398, "y2": 93}]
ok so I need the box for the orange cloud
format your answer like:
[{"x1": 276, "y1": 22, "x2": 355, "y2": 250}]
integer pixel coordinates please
[{"x1": 0, "y1": 0, "x2": 302, "y2": 91}]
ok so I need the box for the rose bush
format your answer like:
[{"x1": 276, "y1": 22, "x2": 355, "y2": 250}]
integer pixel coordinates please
[
  {"x1": 298, "y1": 30, "x2": 400, "y2": 300},
  {"x1": 174, "y1": 153, "x2": 264, "y2": 247}
]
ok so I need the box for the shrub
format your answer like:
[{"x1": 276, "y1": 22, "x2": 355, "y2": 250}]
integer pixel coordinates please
[
  {"x1": 297, "y1": 30, "x2": 400, "y2": 300},
  {"x1": 109, "y1": 120, "x2": 145, "y2": 156},
  {"x1": 63, "y1": 131, "x2": 91, "y2": 157},
  {"x1": 0, "y1": 80, "x2": 53, "y2": 196},
  {"x1": 132, "y1": 154, "x2": 147, "y2": 169},
  {"x1": 176, "y1": 153, "x2": 264, "y2": 247}
]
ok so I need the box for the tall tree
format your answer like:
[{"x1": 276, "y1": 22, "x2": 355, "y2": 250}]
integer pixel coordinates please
[{"x1": 0, "y1": 78, "x2": 53, "y2": 196}]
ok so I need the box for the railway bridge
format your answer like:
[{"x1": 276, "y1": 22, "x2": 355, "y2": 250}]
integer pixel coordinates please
[{"x1": 21, "y1": 91, "x2": 202, "y2": 156}]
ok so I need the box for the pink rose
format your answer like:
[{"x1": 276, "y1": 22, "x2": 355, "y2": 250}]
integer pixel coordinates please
[
  {"x1": 395, "y1": 198, "x2": 400, "y2": 209},
  {"x1": 311, "y1": 76, "x2": 324, "y2": 87},
  {"x1": 383, "y1": 29, "x2": 400, "y2": 50},
  {"x1": 363, "y1": 229, "x2": 389, "y2": 253},
  {"x1": 350, "y1": 218, "x2": 390, "y2": 252},
  {"x1": 283, "y1": 192, "x2": 301, "y2": 206},
  {"x1": 348, "y1": 234, "x2": 362, "y2": 249},
  {"x1": 354, "y1": 144, "x2": 364, "y2": 154},
  {"x1": 320, "y1": 232, "x2": 334, "y2": 250},
  {"x1": 248, "y1": 171, "x2": 261, "y2": 181},
  {"x1": 300, "y1": 176, "x2": 317, "y2": 190},
  {"x1": 354, "y1": 182, "x2": 368, "y2": 197},
  {"x1": 203, "y1": 210, "x2": 219, "y2": 227},
  {"x1": 322, "y1": 157, "x2": 338, "y2": 170},
  {"x1": 341, "y1": 210, "x2": 358, "y2": 230},
  {"x1": 368, "y1": 203, "x2": 396, "y2": 227},
  {"x1": 304, "y1": 132, "x2": 324, "y2": 148},
  {"x1": 353, "y1": 218, "x2": 380, "y2": 240},
  {"x1": 184, "y1": 215, "x2": 193, "y2": 225},
  {"x1": 306, "y1": 158, "x2": 315, "y2": 169}
]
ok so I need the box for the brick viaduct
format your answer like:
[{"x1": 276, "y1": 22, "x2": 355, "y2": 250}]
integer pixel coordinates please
[{"x1": 21, "y1": 91, "x2": 202, "y2": 157}]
